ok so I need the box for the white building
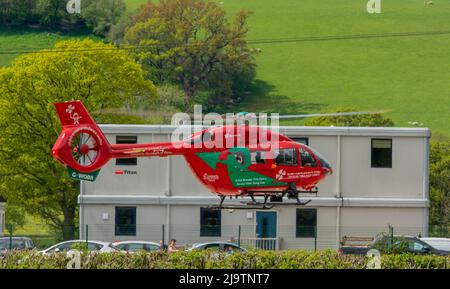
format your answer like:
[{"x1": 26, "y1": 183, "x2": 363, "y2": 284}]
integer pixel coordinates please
[{"x1": 80, "y1": 125, "x2": 430, "y2": 250}]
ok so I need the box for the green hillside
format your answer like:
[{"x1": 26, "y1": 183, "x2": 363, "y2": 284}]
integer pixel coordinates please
[
  {"x1": 221, "y1": 0, "x2": 450, "y2": 134},
  {"x1": 1, "y1": 0, "x2": 449, "y2": 135}
]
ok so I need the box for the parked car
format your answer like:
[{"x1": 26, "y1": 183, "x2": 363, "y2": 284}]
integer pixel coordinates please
[
  {"x1": 40, "y1": 240, "x2": 119, "y2": 254},
  {"x1": 187, "y1": 242, "x2": 247, "y2": 253},
  {"x1": 420, "y1": 237, "x2": 450, "y2": 252},
  {"x1": 340, "y1": 235, "x2": 450, "y2": 256},
  {"x1": 0, "y1": 237, "x2": 35, "y2": 255},
  {"x1": 113, "y1": 241, "x2": 161, "y2": 253}
]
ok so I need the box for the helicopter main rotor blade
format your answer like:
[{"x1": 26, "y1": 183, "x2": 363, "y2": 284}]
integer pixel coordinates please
[{"x1": 269, "y1": 110, "x2": 391, "y2": 119}]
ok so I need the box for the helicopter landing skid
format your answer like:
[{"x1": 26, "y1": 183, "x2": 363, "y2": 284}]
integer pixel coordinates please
[{"x1": 208, "y1": 195, "x2": 311, "y2": 210}]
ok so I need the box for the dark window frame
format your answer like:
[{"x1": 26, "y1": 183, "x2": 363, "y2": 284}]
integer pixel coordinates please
[
  {"x1": 115, "y1": 206, "x2": 137, "y2": 236},
  {"x1": 292, "y1": 137, "x2": 309, "y2": 146},
  {"x1": 296, "y1": 208, "x2": 317, "y2": 238},
  {"x1": 116, "y1": 136, "x2": 138, "y2": 166},
  {"x1": 200, "y1": 208, "x2": 221, "y2": 237},
  {"x1": 371, "y1": 138, "x2": 392, "y2": 168}
]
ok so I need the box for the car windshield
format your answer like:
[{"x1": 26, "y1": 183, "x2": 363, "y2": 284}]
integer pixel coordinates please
[{"x1": 108, "y1": 243, "x2": 119, "y2": 251}]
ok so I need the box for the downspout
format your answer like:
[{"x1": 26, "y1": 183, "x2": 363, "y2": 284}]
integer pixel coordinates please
[
  {"x1": 165, "y1": 134, "x2": 172, "y2": 241},
  {"x1": 79, "y1": 180, "x2": 85, "y2": 239},
  {"x1": 423, "y1": 135, "x2": 430, "y2": 237},
  {"x1": 336, "y1": 135, "x2": 342, "y2": 249}
]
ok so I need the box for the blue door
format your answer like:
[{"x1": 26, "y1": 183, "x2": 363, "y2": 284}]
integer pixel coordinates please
[{"x1": 256, "y1": 211, "x2": 277, "y2": 250}]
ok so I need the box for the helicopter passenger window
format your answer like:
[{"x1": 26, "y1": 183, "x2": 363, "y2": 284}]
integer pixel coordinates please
[
  {"x1": 234, "y1": 152, "x2": 245, "y2": 165},
  {"x1": 300, "y1": 148, "x2": 318, "y2": 167},
  {"x1": 251, "y1": 151, "x2": 266, "y2": 164},
  {"x1": 274, "y1": 148, "x2": 298, "y2": 166}
]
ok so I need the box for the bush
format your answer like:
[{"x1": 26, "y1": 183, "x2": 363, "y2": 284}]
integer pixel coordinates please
[{"x1": 1, "y1": 250, "x2": 448, "y2": 269}]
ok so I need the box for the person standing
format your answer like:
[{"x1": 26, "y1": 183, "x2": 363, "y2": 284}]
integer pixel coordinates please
[
  {"x1": 168, "y1": 239, "x2": 178, "y2": 253},
  {"x1": 159, "y1": 240, "x2": 168, "y2": 251}
]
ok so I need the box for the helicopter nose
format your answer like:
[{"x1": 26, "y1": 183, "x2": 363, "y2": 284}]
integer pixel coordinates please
[{"x1": 324, "y1": 167, "x2": 333, "y2": 176}]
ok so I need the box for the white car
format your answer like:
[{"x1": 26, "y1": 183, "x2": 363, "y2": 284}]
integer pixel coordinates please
[
  {"x1": 420, "y1": 237, "x2": 450, "y2": 252},
  {"x1": 113, "y1": 241, "x2": 161, "y2": 253},
  {"x1": 40, "y1": 240, "x2": 119, "y2": 254}
]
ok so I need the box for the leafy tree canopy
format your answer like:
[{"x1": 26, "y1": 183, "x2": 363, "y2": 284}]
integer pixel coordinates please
[
  {"x1": 429, "y1": 140, "x2": 450, "y2": 236},
  {"x1": 305, "y1": 107, "x2": 395, "y2": 127},
  {"x1": 124, "y1": 0, "x2": 256, "y2": 110},
  {"x1": 0, "y1": 39, "x2": 156, "y2": 239}
]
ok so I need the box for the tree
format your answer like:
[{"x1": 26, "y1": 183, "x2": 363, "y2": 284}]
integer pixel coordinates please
[
  {"x1": 35, "y1": 0, "x2": 68, "y2": 28},
  {"x1": 429, "y1": 140, "x2": 450, "y2": 236},
  {"x1": 0, "y1": 0, "x2": 38, "y2": 25},
  {"x1": 0, "y1": 39, "x2": 157, "y2": 240},
  {"x1": 124, "y1": 0, "x2": 256, "y2": 109},
  {"x1": 81, "y1": 0, "x2": 126, "y2": 37},
  {"x1": 305, "y1": 107, "x2": 395, "y2": 127}
]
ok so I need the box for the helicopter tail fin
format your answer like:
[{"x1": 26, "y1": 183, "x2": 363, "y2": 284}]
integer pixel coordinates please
[{"x1": 52, "y1": 101, "x2": 111, "y2": 179}]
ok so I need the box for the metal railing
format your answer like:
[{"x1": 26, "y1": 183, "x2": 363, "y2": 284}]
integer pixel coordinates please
[{"x1": 240, "y1": 237, "x2": 280, "y2": 250}]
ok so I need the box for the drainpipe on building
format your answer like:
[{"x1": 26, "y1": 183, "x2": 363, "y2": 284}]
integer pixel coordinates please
[
  {"x1": 165, "y1": 134, "x2": 172, "y2": 241},
  {"x1": 423, "y1": 135, "x2": 430, "y2": 237},
  {"x1": 335, "y1": 135, "x2": 342, "y2": 249},
  {"x1": 79, "y1": 180, "x2": 85, "y2": 239}
]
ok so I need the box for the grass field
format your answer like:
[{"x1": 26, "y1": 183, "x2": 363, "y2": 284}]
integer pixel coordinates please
[
  {"x1": 1, "y1": 0, "x2": 449, "y2": 135},
  {"x1": 0, "y1": 28, "x2": 95, "y2": 67}
]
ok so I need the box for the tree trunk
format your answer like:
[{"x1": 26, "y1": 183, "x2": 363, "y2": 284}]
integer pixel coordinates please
[
  {"x1": 61, "y1": 207, "x2": 76, "y2": 240},
  {"x1": 182, "y1": 81, "x2": 196, "y2": 111}
]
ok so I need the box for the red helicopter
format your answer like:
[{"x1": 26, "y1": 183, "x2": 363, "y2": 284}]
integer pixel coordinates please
[{"x1": 51, "y1": 101, "x2": 361, "y2": 209}]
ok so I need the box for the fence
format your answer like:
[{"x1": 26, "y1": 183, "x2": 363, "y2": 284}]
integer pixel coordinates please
[{"x1": 2, "y1": 223, "x2": 448, "y2": 251}]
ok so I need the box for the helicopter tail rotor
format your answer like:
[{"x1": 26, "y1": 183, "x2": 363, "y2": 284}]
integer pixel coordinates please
[{"x1": 52, "y1": 101, "x2": 112, "y2": 179}]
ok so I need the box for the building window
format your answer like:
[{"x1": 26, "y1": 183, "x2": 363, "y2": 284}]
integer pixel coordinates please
[
  {"x1": 371, "y1": 139, "x2": 392, "y2": 168},
  {"x1": 292, "y1": 137, "x2": 309, "y2": 146},
  {"x1": 200, "y1": 208, "x2": 221, "y2": 237},
  {"x1": 116, "y1": 136, "x2": 137, "y2": 166},
  {"x1": 115, "y1": 207, "x2": 136, "y2": 236},
  {"x1": 296, "y1": 209, "x2": 317, "y2": 238}
]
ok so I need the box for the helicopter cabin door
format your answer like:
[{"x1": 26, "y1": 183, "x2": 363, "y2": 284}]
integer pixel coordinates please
[
  {"x1": 298, "y1": 146, "x2": 322, "y2": 189},
  {"x1": 271, "y1": 147, "x2": 301, "y2": 184},
  {"x1": 225, "y1": 148, "x2": 275, "y2": 188}
]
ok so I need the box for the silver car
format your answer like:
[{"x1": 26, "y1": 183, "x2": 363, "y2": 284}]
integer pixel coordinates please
[
  {"x1": 40, "y1": 240, "x2": 118, "y2": 254},
  {"x1": 113, "y1": 241, "x2": 161, "y2": 253}
]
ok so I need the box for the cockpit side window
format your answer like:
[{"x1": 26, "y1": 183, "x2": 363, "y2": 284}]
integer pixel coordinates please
[
  {"x1": 251, "y1": 151, "x2": 267, "y2": 164},
  {"x1": 273, "y1": 148, "x2": 298, "y2": 166},
  {"x1": 234, "y1": 152, "x2": 245, "y2": 165},
  {"x1": 300, "y1": 148, "x2": 318, "y2": 167}
]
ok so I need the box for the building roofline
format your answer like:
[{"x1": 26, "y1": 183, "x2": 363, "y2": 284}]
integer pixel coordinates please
[{"x1": 98, "y1": 124, "x2": 430, "y2": 138}]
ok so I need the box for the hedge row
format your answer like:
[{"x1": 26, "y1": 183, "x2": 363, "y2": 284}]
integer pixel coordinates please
[{"x1": 1, "y1": 250, "x2": 449, "y2": 269}]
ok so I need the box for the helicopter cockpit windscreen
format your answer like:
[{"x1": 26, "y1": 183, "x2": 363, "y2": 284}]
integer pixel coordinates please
[{"x1": 306, "y1": 146, "x2": 332, "y2": 169}]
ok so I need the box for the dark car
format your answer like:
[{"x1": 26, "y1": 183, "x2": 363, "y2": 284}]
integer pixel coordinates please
[
  {"x1": 341, "y1": 235, "x2": 450, "y2": 256},
  {"x1": 0, "y1": 237, "x2": 35, "y2": 254},
  {"x1": 187, "y1": 242, "x2": 247, "y2": 253}
]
